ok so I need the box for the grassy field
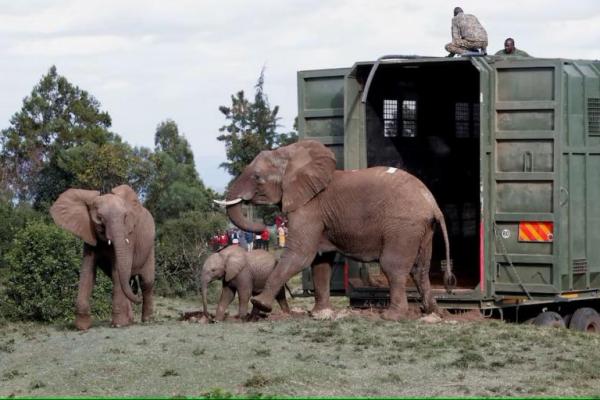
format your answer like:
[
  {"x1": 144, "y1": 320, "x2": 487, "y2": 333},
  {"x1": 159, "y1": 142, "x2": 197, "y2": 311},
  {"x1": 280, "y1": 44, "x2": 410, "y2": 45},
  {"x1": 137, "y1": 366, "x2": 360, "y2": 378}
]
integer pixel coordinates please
[{"x1": 2, "y1": 293, "x2": 600, "y2": 398}]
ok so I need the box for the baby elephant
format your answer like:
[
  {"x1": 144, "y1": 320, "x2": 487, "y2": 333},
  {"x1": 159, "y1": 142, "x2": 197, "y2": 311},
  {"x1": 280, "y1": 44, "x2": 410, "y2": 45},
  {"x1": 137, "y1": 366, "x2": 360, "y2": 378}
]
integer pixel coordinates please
[{"x1": 201, "y1": 245, "x2": 289, "y2": 321}]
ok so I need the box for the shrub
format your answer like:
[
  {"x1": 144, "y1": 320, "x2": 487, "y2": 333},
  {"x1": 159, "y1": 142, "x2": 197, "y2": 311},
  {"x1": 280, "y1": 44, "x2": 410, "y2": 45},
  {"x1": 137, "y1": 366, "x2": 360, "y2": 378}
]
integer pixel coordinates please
[
  {"x1": 154, "y1": 211, "x2": 227, "y2": 297},
  {"x1": 1, "y1": 221, "x2": 111, "y2": 322},
  {"x1": 0, "y1": 197, "x2": 45, "y2": 270}
]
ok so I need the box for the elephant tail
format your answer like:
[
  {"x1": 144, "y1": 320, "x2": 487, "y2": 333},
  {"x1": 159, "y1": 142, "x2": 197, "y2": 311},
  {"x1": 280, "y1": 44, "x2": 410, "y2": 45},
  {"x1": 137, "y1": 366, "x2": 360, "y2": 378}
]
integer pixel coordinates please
[{"x1": 435, "y1": 208, "x2": 456, "y2": 294}]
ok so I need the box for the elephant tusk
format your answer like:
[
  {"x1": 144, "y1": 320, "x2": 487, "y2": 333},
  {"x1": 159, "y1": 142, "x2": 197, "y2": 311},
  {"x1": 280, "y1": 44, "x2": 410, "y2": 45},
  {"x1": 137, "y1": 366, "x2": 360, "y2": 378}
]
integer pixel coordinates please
[
  {"x1": 213, "y1": 198, "x2": 243, "y2": 207},
  {"x1": 108, "y1": 240, "x2": 111, "y2": 246},
  {"x1": 125, "y1": 238, "x2": 130, "y2": 244}
]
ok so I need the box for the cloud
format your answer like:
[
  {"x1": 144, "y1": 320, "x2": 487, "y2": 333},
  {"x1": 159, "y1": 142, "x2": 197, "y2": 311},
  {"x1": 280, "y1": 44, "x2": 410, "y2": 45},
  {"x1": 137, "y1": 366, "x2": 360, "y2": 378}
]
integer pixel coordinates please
[{"x1": 8, "y1": 35, "x2": 134, "y2": 56}]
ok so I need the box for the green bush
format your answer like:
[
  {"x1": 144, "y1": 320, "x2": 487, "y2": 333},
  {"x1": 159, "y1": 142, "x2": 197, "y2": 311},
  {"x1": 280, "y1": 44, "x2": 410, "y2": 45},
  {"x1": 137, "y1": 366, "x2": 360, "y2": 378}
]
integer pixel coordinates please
[
  {"x1": 0, "y1": 197, "x2": 45, "y2": 270},
  {"x1": 1, "y1": 221, "x2": 112, "y2": 322},
  {"x1": 155, "y1": 211, "x2": 227, "y2": 297}
]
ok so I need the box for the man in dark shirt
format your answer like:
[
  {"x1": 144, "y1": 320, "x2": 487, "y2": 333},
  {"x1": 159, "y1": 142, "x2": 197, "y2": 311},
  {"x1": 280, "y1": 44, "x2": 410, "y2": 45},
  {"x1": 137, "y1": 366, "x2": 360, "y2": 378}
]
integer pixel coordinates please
[{"x1": 495, "y1": 38, "x2": 531, "y2": 57}]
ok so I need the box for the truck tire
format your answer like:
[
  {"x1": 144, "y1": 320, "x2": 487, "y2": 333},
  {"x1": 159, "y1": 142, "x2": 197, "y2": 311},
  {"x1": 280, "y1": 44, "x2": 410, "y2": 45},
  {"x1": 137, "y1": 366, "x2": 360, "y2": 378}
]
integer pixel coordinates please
[
  {"x1": 533, "y1": 311, "x2": 565, "y2": 328},
  {"x1": 568, "y1": 307, "x2": 600, "y2": 333}
]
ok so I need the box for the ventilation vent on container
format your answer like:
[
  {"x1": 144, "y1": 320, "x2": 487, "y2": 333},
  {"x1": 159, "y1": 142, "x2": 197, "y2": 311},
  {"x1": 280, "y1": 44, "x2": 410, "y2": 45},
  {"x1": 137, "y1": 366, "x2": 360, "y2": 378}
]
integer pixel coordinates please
[
  {"x1": 573, "y1": 259, "x2": 588, "y2": 275},
  {"x1": 589, "y1": 98, "x2": 600, "y2": 134}
]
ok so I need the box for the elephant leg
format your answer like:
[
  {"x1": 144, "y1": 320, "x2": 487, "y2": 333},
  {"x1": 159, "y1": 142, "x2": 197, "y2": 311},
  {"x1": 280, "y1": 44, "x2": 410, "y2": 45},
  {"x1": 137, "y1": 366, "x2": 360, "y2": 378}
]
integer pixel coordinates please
[
  {"x1": 311, "y1": 252, "x2": 335, "y2": 313},
  {"x1": 413, "y1": 230, "x2": 438, "y2": 314},
  {"x1": 215, "y1": 286, "x2": 236, "y2": 321},
  {"x1": 75, "y1": 246, "x2": 96, "y2": 330},
  {"x1": 251, "y1": 249, "x2": 317, "y2": 313},
  {"x1": 111, "y1": 266, "x2": 134, "y2": 327},
  {"x1": 275, "y1": 287, "x2": 290, "y2": 314},
  {"x1": 379, "y1": 236, "x2": 421, "y2": 321},
  {"x1": 237, "y1": 285, "x2": 252, "y2": 320},
  {"x1": 139, "y1": 251, "x2": 155, "y2": 323},
  {"x1": 251, "y1": 214, "x2": 322, "y2": 313}
]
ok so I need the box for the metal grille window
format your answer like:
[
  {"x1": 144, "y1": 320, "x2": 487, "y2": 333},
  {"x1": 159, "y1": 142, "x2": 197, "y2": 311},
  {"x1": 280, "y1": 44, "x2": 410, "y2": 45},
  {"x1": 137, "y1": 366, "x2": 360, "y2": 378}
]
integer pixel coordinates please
[
  {"x1": 454, "y1": 102, "x2": 480, "y2": 137},
  {"x1": 455, "y1": 102, "x2": 470, "y2": 138},
  {"x1": 402, "y1": 100, "x2": 417, "y2": 137},
  {"x1": 589, "y1": 98, "x2": 600, "y2": 134},
  {"x1": 383, "y1": 99, "x2": 398, "y2": 137}
]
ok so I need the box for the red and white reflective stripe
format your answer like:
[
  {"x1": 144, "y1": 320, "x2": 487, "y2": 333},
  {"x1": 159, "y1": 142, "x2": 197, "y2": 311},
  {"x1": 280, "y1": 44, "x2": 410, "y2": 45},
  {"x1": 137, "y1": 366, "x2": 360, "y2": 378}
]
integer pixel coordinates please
[{"x1": 518, "y1": 222, "x2": 553, "y2": 242}]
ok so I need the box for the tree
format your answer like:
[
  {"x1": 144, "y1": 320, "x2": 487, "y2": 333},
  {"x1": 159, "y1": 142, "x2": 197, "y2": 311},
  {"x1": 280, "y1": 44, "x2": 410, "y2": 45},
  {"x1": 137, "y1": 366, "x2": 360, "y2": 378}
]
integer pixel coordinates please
[
  {"x1": 145, "y1": 120, "x2": 214, "y2": 223},
  {"x1": 217, "y1": 68, "x2": 297, "y2": 177},
  {"x1": 0, "y1": 66, "x2": 114, "y2": 201}
]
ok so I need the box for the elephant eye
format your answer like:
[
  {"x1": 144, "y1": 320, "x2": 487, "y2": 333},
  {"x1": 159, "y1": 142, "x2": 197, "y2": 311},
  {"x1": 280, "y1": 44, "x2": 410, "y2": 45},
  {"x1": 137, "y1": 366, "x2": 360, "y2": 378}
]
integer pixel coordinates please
[{"x1": 254, "y1": 173, "x2": 265, "y2": 184}]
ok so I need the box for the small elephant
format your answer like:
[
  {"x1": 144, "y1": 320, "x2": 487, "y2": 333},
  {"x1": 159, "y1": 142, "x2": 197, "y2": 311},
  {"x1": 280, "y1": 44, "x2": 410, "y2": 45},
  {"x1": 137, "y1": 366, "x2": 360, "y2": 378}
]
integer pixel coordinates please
[
  {"x1": 216, "y1": 140, "x2": 454, "y2": 321},
  {"x1": 201, "y1": 245, "x2": 289, "y2": 321},
  {"x1": 50, "y1": 185, "x2": 155, "y2": 330}
]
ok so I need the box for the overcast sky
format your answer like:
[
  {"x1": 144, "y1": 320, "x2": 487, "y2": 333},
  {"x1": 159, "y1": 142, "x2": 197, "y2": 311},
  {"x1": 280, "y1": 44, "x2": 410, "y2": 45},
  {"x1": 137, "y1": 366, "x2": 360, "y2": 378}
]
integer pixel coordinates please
[{"x1": 1, "y1": 0, "x2": 598, "y2": 192}]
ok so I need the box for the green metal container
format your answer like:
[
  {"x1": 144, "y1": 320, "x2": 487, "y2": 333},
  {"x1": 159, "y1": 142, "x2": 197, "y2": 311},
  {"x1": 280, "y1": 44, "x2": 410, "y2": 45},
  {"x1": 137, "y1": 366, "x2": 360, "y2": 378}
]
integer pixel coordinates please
[{"x1": 297, "y1": 56, "x2": 600, "y2": 316}]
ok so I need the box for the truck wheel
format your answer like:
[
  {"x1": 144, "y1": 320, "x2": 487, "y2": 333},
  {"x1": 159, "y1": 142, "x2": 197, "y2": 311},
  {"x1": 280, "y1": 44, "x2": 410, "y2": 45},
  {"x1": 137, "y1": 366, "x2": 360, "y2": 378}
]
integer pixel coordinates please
[
  {"x1": 568, "y1": 308, "x2": 600, "y2": 333},
  {"x1": 533, "y1": 311, "x2": 565, "y2": 328}
]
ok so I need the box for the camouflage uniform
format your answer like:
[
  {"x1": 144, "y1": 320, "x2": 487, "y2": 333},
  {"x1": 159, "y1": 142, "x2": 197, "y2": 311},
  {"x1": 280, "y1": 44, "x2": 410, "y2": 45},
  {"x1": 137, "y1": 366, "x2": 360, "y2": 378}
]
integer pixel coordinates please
[
  {"x1": 494, "y1": 48, "x2": 531, "y2": 57},
  {"x1": 445, "y1": 12, "x2": 488, "y2": 55}
]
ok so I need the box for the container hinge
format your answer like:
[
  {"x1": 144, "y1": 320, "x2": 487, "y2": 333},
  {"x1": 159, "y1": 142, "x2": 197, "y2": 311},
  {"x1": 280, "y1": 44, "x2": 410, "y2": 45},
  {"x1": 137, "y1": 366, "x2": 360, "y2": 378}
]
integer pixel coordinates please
[{"x1": 493, "y1": 223, "x2": 533, "y2": 300}]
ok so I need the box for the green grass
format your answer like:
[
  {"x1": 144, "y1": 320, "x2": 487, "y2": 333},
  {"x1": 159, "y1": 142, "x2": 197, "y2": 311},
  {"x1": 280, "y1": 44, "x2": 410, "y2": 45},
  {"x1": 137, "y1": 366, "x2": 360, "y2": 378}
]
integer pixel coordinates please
[{"x1": 1, "y1": 293, "x2": 600, "y2": 397}]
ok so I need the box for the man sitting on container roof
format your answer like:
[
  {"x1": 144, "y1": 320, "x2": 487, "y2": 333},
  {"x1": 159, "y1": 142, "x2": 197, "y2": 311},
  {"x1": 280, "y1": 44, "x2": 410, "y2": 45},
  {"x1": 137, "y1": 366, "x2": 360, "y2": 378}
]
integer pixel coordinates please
[
  {"x1": 495, "y1": 38, "x2": 531, "y2": 57},
  {"x1": 445, "y1": 7, "x2": 488, "y2": 57}
]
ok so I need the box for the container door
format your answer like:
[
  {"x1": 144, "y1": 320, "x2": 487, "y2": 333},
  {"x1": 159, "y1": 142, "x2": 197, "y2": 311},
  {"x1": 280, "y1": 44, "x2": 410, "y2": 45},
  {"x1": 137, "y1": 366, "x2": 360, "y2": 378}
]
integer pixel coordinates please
[
  {"x1": 561, "y1": 61, "x2": 600, "y2": 291},
  {"x1": 297, "y1": 68, "x2": 350, "y2": 293},
  {"x1": 297, "y1": 68, "x2": 350, "y2": 169},
  {"x1": 490, "y1": 59, "x2": 562, "y2": 296}
]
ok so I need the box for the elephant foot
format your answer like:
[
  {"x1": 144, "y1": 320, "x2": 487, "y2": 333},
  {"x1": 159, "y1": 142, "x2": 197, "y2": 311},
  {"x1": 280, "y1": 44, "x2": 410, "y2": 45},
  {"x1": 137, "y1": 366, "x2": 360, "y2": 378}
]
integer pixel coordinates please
[
  {"x1": 250, "y1": 294, "x2": 273, "y2": 313},
  {"x1": 311, "y1": 302, "x2": 333, "y2": 314},
  {"x1": 74, "y1": 314, "x2": 92, "y2": 331},
  {"x1": 381, "y1": 307, "x2": 407, "y2": 321},
  {"x1": 141, "y1": 310, "x2": 153, "y2": 323},
  {"x1": 421, "y1": 303, "x2": 440, "y2": 316},
  {"x1": 111, "y1": 314, "x2": 133, "y2": 328},
  {"x1": 311, "y1": 308, "x2": 336, "y2": 320}
]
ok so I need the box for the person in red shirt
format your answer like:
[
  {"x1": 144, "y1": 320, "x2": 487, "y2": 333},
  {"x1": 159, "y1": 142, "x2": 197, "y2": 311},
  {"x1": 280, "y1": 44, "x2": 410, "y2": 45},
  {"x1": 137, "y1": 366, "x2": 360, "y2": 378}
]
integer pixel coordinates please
[
  {"x1": 218, "y1": 231, "x2": 228, "y2": 249},
  {"x1": 261, "y1": 228, "x2": 270, "y2": 251}
]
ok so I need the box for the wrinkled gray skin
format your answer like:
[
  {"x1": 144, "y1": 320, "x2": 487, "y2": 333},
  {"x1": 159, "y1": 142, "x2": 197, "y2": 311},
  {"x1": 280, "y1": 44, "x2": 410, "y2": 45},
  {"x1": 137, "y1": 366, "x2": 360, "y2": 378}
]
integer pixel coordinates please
[
  {"x1": 201, "y1": 246, "x2": 289, "y2": 321},
  {"x1": 50, "y1": 185, "x2": 155, "y2": 330},
  {"x1": 222, "y1": 140, "x2": 453, "y2": 321}
]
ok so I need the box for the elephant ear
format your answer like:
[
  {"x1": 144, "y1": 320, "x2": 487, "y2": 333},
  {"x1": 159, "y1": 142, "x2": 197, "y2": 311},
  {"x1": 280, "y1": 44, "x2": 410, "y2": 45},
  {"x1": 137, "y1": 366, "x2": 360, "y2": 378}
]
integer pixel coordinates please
[
  {"x1": 224, "y1": 249, "x2": 247, "y2": 282},
  {"x1": 281, "y1": 140, "x2": 336, "y2": 212},
  {"x1": 50, "y1": 189, "x2": 100, "y2": 246}
]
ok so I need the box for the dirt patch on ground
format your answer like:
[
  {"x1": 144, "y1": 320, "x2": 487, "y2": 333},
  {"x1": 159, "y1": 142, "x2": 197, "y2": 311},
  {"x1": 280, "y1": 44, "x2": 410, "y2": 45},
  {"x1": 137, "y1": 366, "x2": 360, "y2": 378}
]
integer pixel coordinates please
[{"x1": 181, "y1": 302, "x2": 485, "y2": 324}]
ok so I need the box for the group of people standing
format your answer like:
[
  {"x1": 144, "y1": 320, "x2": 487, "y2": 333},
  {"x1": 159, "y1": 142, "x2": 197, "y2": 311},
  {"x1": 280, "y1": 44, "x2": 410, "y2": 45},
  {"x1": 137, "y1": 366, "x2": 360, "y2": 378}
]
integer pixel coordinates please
[
  {"x1": 445, "y1": 7, "x2": 530, "y2": 57},
  {"x1": 210, "y1": 216, "x2": 288, "y2": 252},
  {"x1": 245, "y1": 228, "x2": 271, "y2": 251}
]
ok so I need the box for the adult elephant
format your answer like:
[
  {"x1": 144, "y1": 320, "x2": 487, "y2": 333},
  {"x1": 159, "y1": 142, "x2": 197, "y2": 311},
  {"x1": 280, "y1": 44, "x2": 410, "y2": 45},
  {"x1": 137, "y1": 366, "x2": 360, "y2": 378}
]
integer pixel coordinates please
[
  {"x1": 50, "y1": 185, "x2": 155, "y2": 330},
  {"x1": 201, "y1": 246, "x2": 289, "y2": 321},
  {"x1": 215, "y1": 140, "x2": 453, "y2": 320}
]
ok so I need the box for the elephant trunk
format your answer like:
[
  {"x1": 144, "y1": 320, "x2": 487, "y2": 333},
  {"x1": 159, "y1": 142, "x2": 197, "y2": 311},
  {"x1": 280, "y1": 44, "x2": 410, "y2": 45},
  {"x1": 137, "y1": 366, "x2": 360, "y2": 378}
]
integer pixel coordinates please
[
  {"x1": 226, "y1": 202, "x2": 266, "y2": 233},
  {"x1": 113, "y1": 235, "x2": 142, "y2": 304},
  {"x1": 224, "y1": 174, "x2": 266, "y2": 233}
]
